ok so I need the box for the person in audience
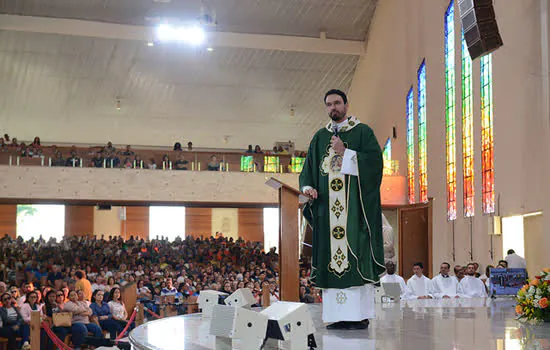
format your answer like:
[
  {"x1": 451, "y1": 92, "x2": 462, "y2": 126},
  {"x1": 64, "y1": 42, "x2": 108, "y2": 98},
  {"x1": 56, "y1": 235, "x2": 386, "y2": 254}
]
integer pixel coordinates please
[
  {"x1": 19, "y1": 291, "x2": 42, "y2": 347},
  {"x1": 134, "y1": 155, "x2": 144, "y2": 169},
  {"x1": 2, "y1": 134, "x2": 9, "y2": 142},
  {"x1": 75, "y1": 270, "x2": 92, "y2": 302},
  {"x1": 187, "y1": 142, "x2": 193, "y2": 151},
  {"x1": 457, "y1": 263, "x2": 488, "y2": 298},
  {"x1": 254, "y1": 145, "x2": 263, "y2": 154},
  {"x1": 505, "y1": 249, "x2": 527, "y2": 269},
  {"x1": 0, "y1": 292, "x2": 24, "y2": 350},
  {"x1": 473, "y1": 262, "x2": 481, "y2": 278},
  {"x1": 497, "y1": 260, "x2": 508, "y2": 269},
  {"x1": 0, "y1": 283, "x2": 6, "y2": 296},
  {"x1": 162, "y1": 154, "x2": 171, "y2": 169},
  {"x1": 42, "y1": 290, "x2": 70, "y2": 350},
  {"x1": 105, "y1": 141, "x2": 116, "y2": 153},
  {"x1": 173, "y1": 142, "x2": 182, "y2": 151},
  {"x1": 122, "y1": 157, "x2": 133, "y2": 168},
  {"x1": 108, "y1": 287, "x2": 132, "y2": 334},
  {"x1": 174, "y1": 154, "x2": 189, "y2": 170},
  {"x1": 31, "y1": 137, "x2": 41, "y2": 148},
  {"x1": 380, "y1": 261, "x2": 412, "y2": 300},
  {"x1": 18, "y1": 283, "x2": 34, "y2": 305},
  {"x1": 63, "y1": 290, "x2": 102, "y2": 350},
  {"x1": 122, "y1": 145, "x2": 135, "y2": 157},
  {"x1": 207, "y1": 155, "x2": 220, "y2": 171},
  {"x1": 148, "y1": 158, "x2": 157, "y2": 170},
  {"x1": 407, "y1": 262, "x2": 434, "y2": 299},
  {"x1": 55, "y1": 291, "x2": 66, "y2": 307},
  {"x1": 271, "y1": 146, "x2": 278, "y2": 154},
  {"x1": 432, "y1": 262, "x2": 459, "y2": 299},
  {"x1": 90, "y1": 290, "x2": 122, "y2": 340},
  {"x1": 66, "y1": 151, "x2": 81, "y2": 167},
  {"x1": 161, "y1": 279, "x2": 177, "y2": 296},
  {"x1": 10, "y1": 138, "x2": 19, "y2": 147},
  {"x1": 299, "y1": 285, "x2": 314, "y2": 303},
  {"x1": 91, "y1": 152, "x2": 104, "y2": 168},
  {"x1": 245, "y1": 145, "x2": 254, "y2": 153},
  {"x1": 51, "y1": 151, "x2": 65, "y2": 167},
  {"x1": 104, "y1": 150, "x2": 120, "y2": 168}
]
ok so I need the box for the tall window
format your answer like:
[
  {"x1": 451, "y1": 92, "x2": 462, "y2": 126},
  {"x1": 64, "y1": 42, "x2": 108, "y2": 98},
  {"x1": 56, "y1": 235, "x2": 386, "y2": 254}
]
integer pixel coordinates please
[
  {"x1": 149, "y1": 206, "x2": 186, "y2": 241},
  {"x1": 481, "y1": 54, "x2": 495, "y2": 214},
  {"x1": 406, "y1": 87, "x2": 415, "y2": 204},
  {"x1": 16, "y1": 205, "x2": 65, "y2": 241},
  {"x1": 382, "y1": 137, "x2": 392, "y2": 175},
  {"x1": 417, "y1": 60, "x2": 427, "y2": 203},
  {"x1": 445, "y1": 0, "x2": 457, "y2": 220},
  {"x1": 462, "y1": 33, "x2": 474, "y2": 217},
  {"x1": 290, "y1": 156, "x2": 306, "y2": 173}
]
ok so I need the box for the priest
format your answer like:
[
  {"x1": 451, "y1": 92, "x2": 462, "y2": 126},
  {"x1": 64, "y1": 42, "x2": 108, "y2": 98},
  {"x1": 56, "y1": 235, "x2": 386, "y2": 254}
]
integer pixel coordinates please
[
  {"x1": 432, "y1": 262, "x2": 459, "y2": 299},
  {"x1": 406, "y1": 262, "x2": 434, "y2": 299},
  {"x1": 380, "y1": 261, "x2": 412, "y2": 300},
  {"x1": 457, "y1": 263, "x2": 488, "y2": 298},
  {"x1": 300, "y1": 89, "x2": 385, "y2": 330}
]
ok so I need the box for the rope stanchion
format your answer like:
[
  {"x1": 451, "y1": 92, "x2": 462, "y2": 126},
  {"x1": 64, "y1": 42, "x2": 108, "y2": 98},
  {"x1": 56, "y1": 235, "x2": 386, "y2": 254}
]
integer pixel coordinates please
[
  {"x1": 115, "y1": 308, "x2": 138, "y2": 342},
  {"x1": 41, "y1": 322, "x2": 73, "y2": 350},
  {"x1": 144, "y1": 307, "x2": 162, "y2": 319}
]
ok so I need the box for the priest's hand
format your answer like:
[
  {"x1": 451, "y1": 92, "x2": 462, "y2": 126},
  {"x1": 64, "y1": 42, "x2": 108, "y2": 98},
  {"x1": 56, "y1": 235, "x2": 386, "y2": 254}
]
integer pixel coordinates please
[
  {"x1": 330, "y1": 136, "x2": 346, "y2": 156},
  {"x1": 303, "y1": 188, "x2": 318, "y2": 199}
]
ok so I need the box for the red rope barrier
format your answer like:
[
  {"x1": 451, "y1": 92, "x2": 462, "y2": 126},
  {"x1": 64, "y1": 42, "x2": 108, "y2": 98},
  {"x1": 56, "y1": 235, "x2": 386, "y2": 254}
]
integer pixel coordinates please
[
  {"x1": 144, "y1": 307, "x2": 162, "y2": 319},
  {"x1": 115, "y1": 308, "x2": 138, "y2": 341},
  {"x1": 41, "y1": 322, "x2": 73, "y2": 350}
]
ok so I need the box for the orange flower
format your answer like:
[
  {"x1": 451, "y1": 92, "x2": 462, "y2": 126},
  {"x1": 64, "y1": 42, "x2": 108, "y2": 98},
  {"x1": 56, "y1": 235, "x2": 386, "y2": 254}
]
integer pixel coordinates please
[
  {"x1": 539, "y1": 298, "x2": 549, "y2": 309},
  {"x1": 543, "y1": 268, "x2": 550, "y2": 273},
  {"x1": 516, "y1": 305, "x2": 523, "y2": 314},
  {"x1": 530, "y1": 278, "x2": 540, "y2": 287},
  {"x1": 521, "y1": 284, "x2": 529, "y2": 292}
]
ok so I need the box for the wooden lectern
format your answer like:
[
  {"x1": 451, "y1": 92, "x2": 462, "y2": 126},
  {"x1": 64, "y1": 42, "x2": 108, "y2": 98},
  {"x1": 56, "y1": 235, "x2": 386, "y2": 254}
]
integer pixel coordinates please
[
  {"x1": 121, "y1": 281, "x2": 137, "y2": 318},
  {"x1": 265, "y1": 178, "x2": 308, "y2": 302}
]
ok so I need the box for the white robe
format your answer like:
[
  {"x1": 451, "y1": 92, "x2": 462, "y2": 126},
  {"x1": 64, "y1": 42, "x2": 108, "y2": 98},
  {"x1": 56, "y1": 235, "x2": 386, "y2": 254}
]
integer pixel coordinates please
[
  {"x1": 431, "y1": 274, "x2": 459, "y2": 299},
  {"x1": 380, "y1": 274, "x2": 413, "y2": 299},
  {"x1": 457, "y1": 275, "x2": 488, "y2": 298},
  {"x1": 406, "y1": 275, "x2": 435, "y2": 299}
]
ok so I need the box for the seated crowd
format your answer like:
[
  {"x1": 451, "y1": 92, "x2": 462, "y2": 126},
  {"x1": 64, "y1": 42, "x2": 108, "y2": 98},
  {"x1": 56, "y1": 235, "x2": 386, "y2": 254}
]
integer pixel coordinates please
[
  {"x1": 0, "y1": 134, "x2": 304, "y2": 172},
  {"x1": 0, "y1": 234, "x2": 316, "y2": 350}
]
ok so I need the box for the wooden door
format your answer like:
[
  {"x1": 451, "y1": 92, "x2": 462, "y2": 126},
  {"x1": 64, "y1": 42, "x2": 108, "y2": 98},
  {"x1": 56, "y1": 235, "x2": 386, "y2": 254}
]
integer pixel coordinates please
[{"x1": 399, "y1": 200, "x2": 432, "y2": 279}]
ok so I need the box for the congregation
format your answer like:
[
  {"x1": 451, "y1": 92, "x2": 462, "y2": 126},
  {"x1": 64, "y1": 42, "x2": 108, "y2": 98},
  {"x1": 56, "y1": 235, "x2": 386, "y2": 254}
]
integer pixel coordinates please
[{"x1": 0, "y1": 234, "x2": 316, "y2": 350}]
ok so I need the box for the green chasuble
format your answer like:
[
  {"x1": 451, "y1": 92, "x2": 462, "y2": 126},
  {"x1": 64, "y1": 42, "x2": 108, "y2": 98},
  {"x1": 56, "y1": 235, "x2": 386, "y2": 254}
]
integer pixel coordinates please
[{"x1": 299, "y1": 116, "x2": 385, "y2": 289}]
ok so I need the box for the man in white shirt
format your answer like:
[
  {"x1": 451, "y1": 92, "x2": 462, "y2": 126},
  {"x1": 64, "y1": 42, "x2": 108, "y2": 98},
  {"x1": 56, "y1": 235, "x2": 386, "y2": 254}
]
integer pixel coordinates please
[
  {"x1": 432, "y1": 262, "x2": 459, "y2": 299},
  {"x1": 406, "y1": 262, "x2": 434, "y2": 299},
  {"x1": 505, "y1": 249, "x2": 527, "y2": 269},
  {"x1": 457, "y1": 263, "x2": 488, "y2": 298},
  {"x1": 380, "y1": 261, "x2": 412, "y2": 300}
]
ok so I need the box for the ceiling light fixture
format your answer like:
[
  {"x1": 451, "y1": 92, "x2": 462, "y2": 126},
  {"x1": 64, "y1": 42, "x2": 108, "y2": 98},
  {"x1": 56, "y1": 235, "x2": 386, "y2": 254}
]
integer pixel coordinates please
[
  {"x1": 116, "y1": 99, "x2": 121, "y2": 111},
  {"x1": 147, "y1": 42, "x2": 155, "y2": 47},
  {"x1": 155, "y1": 24, "x2": 206, "y2": 45},
  {"x1": 207, "y1": 47, "x2": 215, "y2": 52}
]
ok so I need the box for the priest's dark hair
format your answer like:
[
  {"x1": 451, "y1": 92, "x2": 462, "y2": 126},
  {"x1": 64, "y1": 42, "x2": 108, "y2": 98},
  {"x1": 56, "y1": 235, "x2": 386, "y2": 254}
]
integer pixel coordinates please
[
  {"x1": 413, "y1": 262, "x2": 424, "y2": 269},
  {"x1": 507, "y1": 249, "x2": 515, "y2": 255},
  {"x1": 324, "y1": 89, "x2": 348, "y2": 105},
  {"x1": 442, "y1": 262, "x2": 451, "y2": 269}
]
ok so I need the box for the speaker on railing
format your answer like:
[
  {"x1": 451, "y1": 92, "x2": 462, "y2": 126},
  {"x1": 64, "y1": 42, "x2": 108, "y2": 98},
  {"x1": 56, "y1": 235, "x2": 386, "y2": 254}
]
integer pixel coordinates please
[{"x1": 458, "y1": 0, "x2": 503, "y2": 60}]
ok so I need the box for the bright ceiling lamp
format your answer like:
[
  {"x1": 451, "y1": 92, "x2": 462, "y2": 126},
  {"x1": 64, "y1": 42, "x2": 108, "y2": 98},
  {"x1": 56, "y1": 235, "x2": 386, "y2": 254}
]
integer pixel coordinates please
[{"x1": 155, "y1": 24, "x2": 206, "y2": 45}]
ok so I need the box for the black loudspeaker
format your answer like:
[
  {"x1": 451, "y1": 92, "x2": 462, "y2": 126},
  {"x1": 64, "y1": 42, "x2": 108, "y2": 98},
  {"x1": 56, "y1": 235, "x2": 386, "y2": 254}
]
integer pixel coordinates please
[
  {"x1": 96, "y1": 204, "x2": 112, "y2": 210},
  {"x1": 458, "y1": 0, "x2": 503, "y2": 60}
]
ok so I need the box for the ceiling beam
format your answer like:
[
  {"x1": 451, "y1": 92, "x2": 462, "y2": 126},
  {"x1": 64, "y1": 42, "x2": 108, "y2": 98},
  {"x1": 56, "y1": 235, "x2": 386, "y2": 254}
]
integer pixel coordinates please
[{"x1": 0, "y1": 15, "x2": 364, "y2": 55}]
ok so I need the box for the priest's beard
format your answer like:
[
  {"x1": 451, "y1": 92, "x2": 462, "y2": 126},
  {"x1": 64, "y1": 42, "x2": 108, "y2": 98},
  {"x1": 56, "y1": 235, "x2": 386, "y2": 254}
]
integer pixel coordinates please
[{"x1": 329, "y1": 110, "x2": 346, "y2": 122}]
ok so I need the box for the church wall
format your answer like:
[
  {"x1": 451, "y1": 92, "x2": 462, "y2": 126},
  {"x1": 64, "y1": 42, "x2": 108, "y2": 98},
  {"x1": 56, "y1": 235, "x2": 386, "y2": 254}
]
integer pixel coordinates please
[{"x1": 348, "y1": 0, "x2": 547, "y2": 275}]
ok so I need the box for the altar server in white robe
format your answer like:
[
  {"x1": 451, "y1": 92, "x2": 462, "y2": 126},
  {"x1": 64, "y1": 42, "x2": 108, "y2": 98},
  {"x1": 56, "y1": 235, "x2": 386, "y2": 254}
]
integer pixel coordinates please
[
  {"x1": 380, "y1": 261, "x2": 413, "y2": 300},
  {"x1": 432, "y1": 262, "x2": 459, "y2": 299},
  {"x1": 406, "y1": 262, "x2": 435, "y2": 299},
  {"x1": 457, "y1": 263, "x2": 488, "y2": 298}
]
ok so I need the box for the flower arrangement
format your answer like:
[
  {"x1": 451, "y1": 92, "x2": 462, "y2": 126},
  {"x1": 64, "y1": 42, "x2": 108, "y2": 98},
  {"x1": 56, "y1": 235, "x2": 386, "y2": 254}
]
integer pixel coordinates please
[{"x1": 516, "y1": 268, "x2": 550, "y2": 322}]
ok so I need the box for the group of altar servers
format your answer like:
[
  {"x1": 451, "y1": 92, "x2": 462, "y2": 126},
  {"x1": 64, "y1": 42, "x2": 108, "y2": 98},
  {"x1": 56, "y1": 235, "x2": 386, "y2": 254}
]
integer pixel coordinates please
[{"x1": 381, "y1": 261, "x2": 488, "y2": 300}]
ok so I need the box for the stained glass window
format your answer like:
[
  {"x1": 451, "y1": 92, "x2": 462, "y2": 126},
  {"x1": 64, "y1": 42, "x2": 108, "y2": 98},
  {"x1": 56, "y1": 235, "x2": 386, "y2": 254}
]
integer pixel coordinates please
[
  {"x1": 240, "y1": 156, "x2": 254, "y2": 172},
  {"x1": 481, "y1": 54, "x2": 495, "y2": 214},
  {"x1": 445, "y1": 0, "x2": 457, "y2": 220},
  {"x1": 406, "y1": 87, "x2": 415, "y2": 204},
  {"x1": 462, "y1": 33, "x2": 474, "y2": 217},
  {"x1": 264, "y1": 156, "x2": 280, "y2": 173},
  {"x1": 417, "y1": 60, "x2": 427, "y2": 203},
  {"x1": 290, "y1": 157, "x2": 306, "y2": 173},
  {"x1": 382, "y1": 138, "x2": 393, "y2": 176}
]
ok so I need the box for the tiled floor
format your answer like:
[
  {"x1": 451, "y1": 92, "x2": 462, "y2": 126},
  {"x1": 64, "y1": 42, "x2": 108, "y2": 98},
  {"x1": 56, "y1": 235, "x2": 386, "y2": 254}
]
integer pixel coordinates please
[{"x1": 129, "y1": 298, "x2": 550, "y2": 349}]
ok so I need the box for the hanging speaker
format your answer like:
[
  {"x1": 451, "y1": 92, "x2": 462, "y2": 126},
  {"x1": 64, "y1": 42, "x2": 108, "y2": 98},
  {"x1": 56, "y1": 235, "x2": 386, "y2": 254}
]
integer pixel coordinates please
[{"x1": 458, "y1": 0, "x2": 503, "y2": 60}]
